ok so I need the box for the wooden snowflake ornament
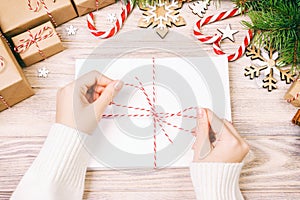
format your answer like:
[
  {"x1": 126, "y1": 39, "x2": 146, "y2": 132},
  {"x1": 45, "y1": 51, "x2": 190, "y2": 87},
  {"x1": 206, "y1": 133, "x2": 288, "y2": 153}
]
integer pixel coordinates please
[
  {"x1": 189, "y1": 0, "x2": 210, "y2": 18},
  {"x1": 138, "y1": 0, "x2": 186, "y2": 39},
  {"x1": 245, "y1": 46, "x2": 295, "y2": 92}
]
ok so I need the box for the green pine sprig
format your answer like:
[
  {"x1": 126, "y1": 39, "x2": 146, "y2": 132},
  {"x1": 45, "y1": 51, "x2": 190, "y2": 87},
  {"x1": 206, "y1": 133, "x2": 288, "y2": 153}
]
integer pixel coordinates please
[{"x1": 233, "y1": 0, "x2": 300, "y2": 71}]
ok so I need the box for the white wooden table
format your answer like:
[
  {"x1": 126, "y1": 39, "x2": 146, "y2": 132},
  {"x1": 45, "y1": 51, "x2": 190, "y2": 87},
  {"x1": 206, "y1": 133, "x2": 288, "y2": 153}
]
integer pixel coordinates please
[{"x1": 0, "y1": 1, "x2": 299, "y2": 199}]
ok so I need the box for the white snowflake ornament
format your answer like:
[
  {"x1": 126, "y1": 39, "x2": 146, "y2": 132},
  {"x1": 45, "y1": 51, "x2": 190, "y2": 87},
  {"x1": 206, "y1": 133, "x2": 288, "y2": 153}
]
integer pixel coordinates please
[
  {"x1": 138, "y1": 0, "x2": 186, "y2": 39},
  {"x1": 66, "y1": 25, "x2": 78, "y2": 36},
  {"x1": 107, "y1": 13, "x2": 117, "y2": 23},
  {"x1": 38, "y1": 67, "x2": 49, "y2": 78},
  {"x1": 189, "y1": 0, "x2": 210, "y2": 18}
]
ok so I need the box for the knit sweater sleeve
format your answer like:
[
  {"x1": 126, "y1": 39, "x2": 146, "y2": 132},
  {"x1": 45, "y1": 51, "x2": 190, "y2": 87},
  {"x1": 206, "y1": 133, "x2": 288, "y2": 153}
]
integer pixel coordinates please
[
  {"x1": 10, "y1": 123, "x2": 91, "y2": 200},
  {"x1": 190, "y1": 162, "x2": 244, "y2": 200}
]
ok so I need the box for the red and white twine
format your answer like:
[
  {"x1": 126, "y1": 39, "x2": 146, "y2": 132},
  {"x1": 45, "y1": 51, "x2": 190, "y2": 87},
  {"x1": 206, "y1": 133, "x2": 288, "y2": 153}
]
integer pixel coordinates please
[
  {"x1": 0, "y1": 95, "x2": 10, "y2": 109},
  {"x1": 87, "y1": 0, "x2": 134, "y2": 39},
  {"x1": 0, "y1": 56, "x2": 4, "y2": 71},
  {"x1": 28, "y1": 0, "x2": 57, "y2": 26},
  {"x1": 102, "y1": 58, "x2": 197, "y2": 168},
  {"x1": 193, "y1": 8, "x2": 253, "y2": 61},
  {"x1": 14, "y1": 26, "x2": 54, "y2": 59}
]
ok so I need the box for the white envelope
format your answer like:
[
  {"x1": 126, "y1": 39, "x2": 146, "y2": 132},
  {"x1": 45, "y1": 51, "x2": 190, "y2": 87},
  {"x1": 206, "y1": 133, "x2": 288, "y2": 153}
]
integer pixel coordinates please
[{"x1": 75, "y1": 56, "x2": 231, "y2": 169}]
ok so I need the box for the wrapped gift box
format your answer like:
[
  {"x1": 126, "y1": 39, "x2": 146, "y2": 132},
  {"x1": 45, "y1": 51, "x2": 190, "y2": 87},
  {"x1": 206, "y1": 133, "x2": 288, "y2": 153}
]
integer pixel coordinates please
[
  {"x1": 284, "y1": 76, "x2": 300, "y2": 107},
  {"x1": 72, "y1": 0, "x2": 116, "y2": 16},
  {"x1": 12, "y1": 21, "x2": 64, "y2": 66},
  {"x1": 0, "y1": 34, "x2": 34, "y2": 112},
  {"x1": 0, "y1": 0, "x2": 77, "y2": 36}
]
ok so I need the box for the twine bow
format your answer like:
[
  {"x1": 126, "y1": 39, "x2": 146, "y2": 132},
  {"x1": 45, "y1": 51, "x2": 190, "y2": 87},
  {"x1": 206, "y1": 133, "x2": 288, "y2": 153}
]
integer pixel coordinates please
[
  {"x1": 27, "y1": 0, "x2": 57, "y2": 26},
  {"x1": 14, "y1": 26, "x2": 54, "y2": 58},
  {"x1": 102, "y1": 58, "x2": 197, "y2": 168}
]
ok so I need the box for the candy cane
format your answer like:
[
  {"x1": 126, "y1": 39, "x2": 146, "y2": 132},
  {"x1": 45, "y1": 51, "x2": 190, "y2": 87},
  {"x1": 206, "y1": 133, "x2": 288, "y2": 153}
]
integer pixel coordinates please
[
  {"x1": 213, "y1": 30, "x2": 253, "y2": 61},
  {"x1": 87, "y1": 0, "x2": 134, "y2": 38},
  {"x1": 193, "y1": 8, "x2": 253, "y2": 61}
]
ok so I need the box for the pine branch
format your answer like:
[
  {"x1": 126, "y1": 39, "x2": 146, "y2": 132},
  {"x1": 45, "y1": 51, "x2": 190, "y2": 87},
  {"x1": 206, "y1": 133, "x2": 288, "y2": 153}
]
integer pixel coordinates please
[{"x1": 233, "y1": 0, "x2": 300, "y2": 71}]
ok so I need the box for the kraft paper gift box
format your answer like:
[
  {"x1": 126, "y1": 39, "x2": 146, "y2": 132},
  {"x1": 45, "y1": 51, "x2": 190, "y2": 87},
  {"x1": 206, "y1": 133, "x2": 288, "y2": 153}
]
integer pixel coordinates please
[
  {"x1": 72, "y1": 0, "x2": 116, "y2": 16},
  {"x1": 284, "y1": 76, "x2": 300, "y2": 107},
  {"x1": 12, "y1": 21, "x2": 64, "y2": 67},
  {"x1": 0, "y1": 34, "x2": 34, "y2": 112},
  {"x1": 0, "y1": 0, "x2": 77, "y2": 36}
]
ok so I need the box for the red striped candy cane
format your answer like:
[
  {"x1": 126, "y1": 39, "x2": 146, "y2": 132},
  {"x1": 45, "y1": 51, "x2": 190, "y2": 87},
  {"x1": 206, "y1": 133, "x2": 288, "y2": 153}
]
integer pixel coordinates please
[
  {"x1": 213, "y1": 30, "x2": 253, "y2": 61},
  {"x1": 87, "y1": 0, "x2": 134, "y2": 39},
  {"x1": 28, "y1": 0, "x2": 57, "y2": 26},
  {"x1": 193, "y1": 8, "x2": 253, "y2": 61}
]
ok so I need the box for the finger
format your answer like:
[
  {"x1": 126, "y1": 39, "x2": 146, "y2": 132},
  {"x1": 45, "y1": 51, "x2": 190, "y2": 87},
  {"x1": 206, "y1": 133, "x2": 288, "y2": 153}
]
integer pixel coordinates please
[
  {"x1": 78, "y1": 71, "x2": 113, "y2": 90},
  {"x1": 204, "y1": 109, "x2": 229, "y2": 140},
  {"x1": 94, "y1": 85, "x2": 105, "y2": 93},
  {"x1": 93, "y1": 80, "x2": 124, "y2": 119},
  {"x1": 191, "y1": 127, "x2": 196, "y2": 136},
  {"x1": 223, "y1": 120, "x2": 244, "y2": 143},
  {"x1": 193, "y1": 108, "x2": 210, "y2": 161},
  {"x1": 93, "y1": 92, "x2": 100, "y2": 102}
]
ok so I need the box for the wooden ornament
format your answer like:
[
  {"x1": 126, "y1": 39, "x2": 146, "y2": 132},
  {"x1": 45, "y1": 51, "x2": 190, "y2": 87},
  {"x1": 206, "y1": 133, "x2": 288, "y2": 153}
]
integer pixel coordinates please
[
  {"x1": 189, "y1": 0, "x2": 210, "y2": 18},
  {"x1": 245, "y1": 45, "x2": 296, "y2": 92},
  {"x1": 138, "y1": 0, "x2": 186, "y2": 39}
]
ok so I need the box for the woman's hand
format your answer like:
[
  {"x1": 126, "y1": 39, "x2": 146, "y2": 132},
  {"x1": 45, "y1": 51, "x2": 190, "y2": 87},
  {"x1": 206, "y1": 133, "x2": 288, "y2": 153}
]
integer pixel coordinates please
[
  {"x1": 56, "y1": 70, "x2": 123, "y2": 134},
  {"x1": 192, "y1": 108, "x2": 249, "y2": 163}
]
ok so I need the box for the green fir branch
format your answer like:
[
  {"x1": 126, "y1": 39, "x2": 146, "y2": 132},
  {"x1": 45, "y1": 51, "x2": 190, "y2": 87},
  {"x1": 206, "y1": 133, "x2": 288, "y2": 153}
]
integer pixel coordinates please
[{"x1": 234, "y1": 0, "x2": 300, "y2": 70}]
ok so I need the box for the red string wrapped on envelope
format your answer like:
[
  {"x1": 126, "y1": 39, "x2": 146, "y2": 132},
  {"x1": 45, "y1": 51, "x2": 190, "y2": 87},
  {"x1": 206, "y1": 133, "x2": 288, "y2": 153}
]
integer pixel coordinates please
[{"x1": 102, "y1": 58, "x2": 197, "y2": 168}]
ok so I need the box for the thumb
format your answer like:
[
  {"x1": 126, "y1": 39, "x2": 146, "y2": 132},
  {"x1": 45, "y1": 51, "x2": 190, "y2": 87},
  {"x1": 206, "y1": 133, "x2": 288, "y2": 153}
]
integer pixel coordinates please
[
  {"x1": 93, "y1": 80, "x2": 123, "y2": 119},
  {"x1": 193, "y1": 108, "x2": 211, "y2": 161}
]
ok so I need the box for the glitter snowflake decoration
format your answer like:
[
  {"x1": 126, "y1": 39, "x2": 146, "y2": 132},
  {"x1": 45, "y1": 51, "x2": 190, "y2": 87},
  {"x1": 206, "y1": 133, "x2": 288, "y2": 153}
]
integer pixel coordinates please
[
  {"x1": 189, "y1": 0, "x2": 210, "y2": 18},
  {"x1": 244, "y1": 46, "x2": 295, "y2": 92},
  {"x1": 107, "y1": 13, "x2": 117, "y2": 23},
  {"x1": 66, "y1": 25, "x2": 78, "y2": 36},
  {"x1": 38, "y1": 67, "x2": 49, "y2": 78},
  {"x1": 138, "y1": 0, "x2": 186, "y2": 38}
]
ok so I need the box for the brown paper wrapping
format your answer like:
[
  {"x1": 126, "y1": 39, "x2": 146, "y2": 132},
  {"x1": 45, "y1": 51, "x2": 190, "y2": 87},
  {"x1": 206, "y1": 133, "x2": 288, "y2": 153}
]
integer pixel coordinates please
[
  {"x1": 284, "y1": 76, "x2": 300, "y2": 107},
  {"x1": 0, "y1": 34, "x2": 34, "y2": 112},
  {"x1": 0, "y1": 0, "x2": 77, "y2": 36},
  {"x1": 12, "y1": 21, "x2": 64, "y2": 67},
  {"x1": 292, "y1": 109, "x2": 300, "y2": 126},
  {"x1": 73, "y1": 0, "x2": 116, "y2": 16}
]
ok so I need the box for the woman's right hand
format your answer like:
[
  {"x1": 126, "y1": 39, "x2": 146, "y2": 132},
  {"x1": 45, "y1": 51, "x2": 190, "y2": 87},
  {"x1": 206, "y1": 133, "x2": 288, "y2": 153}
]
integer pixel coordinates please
[{"x1": 192, "y1": 108, "x2": 250, "y2": 163}]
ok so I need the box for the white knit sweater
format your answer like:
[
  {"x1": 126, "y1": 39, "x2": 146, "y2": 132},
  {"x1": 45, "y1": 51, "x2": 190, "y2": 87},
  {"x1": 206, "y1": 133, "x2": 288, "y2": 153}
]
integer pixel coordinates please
[{"x1": 10, "y1": 124, "x2": 244, "y2": 200}]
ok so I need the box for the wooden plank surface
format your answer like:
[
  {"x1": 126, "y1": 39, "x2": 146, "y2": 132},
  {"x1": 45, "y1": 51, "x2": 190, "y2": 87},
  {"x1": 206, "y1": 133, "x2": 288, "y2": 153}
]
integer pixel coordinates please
[{"x1": 0, "y1": 1, "x2": 299, "y2": 199}]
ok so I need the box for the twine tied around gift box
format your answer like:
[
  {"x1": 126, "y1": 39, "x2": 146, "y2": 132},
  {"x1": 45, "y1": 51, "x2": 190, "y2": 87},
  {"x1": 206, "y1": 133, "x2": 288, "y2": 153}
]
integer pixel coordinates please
[
  {"x1": 0, "y1": 56, "x2": 4, "y2": 72},
  {"x1": 101, "y1": 58, "x2": 198, "y2": 168},
  {"x1": 27, "y1": 0, "x2": 57, "y2": 26},
  {"x1": 0, "y1": 95, "x2": 10, "y2": 109},
  {"x1": 0, "y1": 56, "x2": 10, "y2": 109},
  {"x1": 14, "y1": 26, "x2": 54, "y2": 60}
]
